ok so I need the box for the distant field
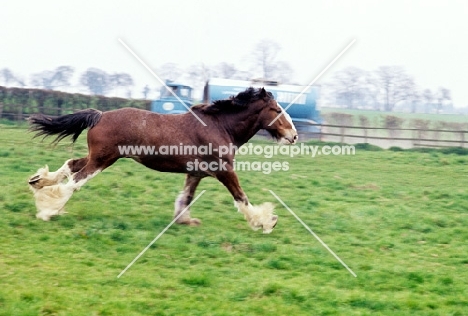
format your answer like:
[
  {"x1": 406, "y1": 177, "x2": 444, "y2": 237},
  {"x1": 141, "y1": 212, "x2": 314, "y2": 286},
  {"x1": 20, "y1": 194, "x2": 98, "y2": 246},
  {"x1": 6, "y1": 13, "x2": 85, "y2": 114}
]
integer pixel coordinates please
[
  {"x1": 1, "y1": 127, "x2": 468, "y2": 315},
  {"x1": 321, "y1": 107, "x2": 468, "y2": 127}
]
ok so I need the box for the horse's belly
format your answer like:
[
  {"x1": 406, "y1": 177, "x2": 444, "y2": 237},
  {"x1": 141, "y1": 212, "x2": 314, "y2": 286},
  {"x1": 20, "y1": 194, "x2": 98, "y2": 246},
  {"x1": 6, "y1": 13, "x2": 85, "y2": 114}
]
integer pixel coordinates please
[{"x1": 132, "y1": 156, "x2": 187, "y2": 173}]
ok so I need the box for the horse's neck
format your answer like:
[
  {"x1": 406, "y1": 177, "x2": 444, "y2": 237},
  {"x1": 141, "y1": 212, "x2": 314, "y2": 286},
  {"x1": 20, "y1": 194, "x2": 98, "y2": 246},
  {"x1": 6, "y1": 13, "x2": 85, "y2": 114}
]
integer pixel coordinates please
[{"x1": 220, "y1": 112, "x2": 261, "y2": 147}]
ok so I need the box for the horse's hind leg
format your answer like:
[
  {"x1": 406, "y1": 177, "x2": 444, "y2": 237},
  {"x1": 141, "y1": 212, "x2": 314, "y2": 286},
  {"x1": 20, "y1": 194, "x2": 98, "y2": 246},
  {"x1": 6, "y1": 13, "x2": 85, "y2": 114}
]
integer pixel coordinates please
[
  {"x1": 32, "y1": 155, "x2": 116, "y2": 221},
  {"x1": 215, "y1": 171, "x2": 278, "y2": 234},
  {"x1": 34, "y1": 180, "x2": 81, "y2": 221},
  {"x1": 68, "y1": 157, "x2": 89, "y2": 173},
  {"x1": 174, "y1": 174, "x2": 202, "y2": 226},
  {"x1": 28, "y1": 157, "x2": 88, "y2": 188}
]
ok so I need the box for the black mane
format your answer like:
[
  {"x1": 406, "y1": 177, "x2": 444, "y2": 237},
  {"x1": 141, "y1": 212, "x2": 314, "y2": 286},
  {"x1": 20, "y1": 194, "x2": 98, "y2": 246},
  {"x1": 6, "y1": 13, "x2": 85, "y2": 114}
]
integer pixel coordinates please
[{"x1": 193, "y1": 87, "x2": 274, "y2": 114}]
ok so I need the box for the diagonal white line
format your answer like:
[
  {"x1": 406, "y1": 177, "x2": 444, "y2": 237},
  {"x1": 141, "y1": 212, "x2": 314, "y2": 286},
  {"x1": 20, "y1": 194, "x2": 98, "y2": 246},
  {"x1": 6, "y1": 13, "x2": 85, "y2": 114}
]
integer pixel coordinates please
[
  {"x1": 118, "y1": 38, "x2": 207, "y2": 127},
  {"x1": 117, "y1": 190, "x2": 206, "y2": 278},
  {"x1": 269, "y1": 190, "x2": 357, "y2": 277},
  {"x1": 268, "y1": 39, "x2": 356, "y2": 126}
]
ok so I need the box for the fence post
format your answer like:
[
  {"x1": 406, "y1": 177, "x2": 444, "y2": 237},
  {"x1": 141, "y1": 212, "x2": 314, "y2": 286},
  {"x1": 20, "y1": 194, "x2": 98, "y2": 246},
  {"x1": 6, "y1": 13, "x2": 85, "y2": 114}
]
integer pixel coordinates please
[
  {"x1": 359, "y1": 115, "x2": 369, "y2": 143},
  {"x1": 319, "y1": 123, "x2": 323, "y2": 141},
  {"x1": 16, "y1": 103, "x2": 23, "y2": 122}
]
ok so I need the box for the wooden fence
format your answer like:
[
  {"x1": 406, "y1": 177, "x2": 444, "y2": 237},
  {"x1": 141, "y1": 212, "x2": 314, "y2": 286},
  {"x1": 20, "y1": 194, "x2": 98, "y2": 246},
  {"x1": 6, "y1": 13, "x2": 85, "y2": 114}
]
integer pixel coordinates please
[{"x1": 303, "y1": 123, "x2": 468, "y2": 149}]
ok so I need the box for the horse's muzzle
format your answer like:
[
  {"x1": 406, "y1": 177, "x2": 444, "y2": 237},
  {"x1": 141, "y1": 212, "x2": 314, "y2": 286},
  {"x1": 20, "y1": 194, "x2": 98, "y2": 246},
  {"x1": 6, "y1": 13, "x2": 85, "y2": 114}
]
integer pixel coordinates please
[
  {"x1": 287, "y1": 134, "x2": 299, "y2": 144},
  {"x1": 280, "y1": 133, "x2": 298, "y2": 145}
]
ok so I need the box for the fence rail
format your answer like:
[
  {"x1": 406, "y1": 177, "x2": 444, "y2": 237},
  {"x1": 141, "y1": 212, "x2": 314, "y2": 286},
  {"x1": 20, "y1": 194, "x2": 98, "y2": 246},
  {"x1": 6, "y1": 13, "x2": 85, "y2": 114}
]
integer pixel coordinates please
[{"x1": 305, "y1": 123, "x2": 468, "y2": 149}]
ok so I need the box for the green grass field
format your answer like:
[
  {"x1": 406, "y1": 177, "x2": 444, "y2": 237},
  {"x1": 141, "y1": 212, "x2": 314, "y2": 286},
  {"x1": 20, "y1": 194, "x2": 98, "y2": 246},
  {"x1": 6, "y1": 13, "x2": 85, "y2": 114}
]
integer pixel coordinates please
[{"x1": 1, "y1": 126, "x2": 467, "y2": 315}]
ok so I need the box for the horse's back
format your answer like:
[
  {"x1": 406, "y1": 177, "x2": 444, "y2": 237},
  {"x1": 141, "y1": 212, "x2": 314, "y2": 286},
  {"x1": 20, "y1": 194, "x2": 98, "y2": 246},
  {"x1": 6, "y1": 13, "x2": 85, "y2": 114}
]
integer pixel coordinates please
[
  {"x1": 99, "y1": 107, "x2": 181, "y2": 130},
  {"x1": 87, "y1": 107, "x2": 201, "y2": 147}
]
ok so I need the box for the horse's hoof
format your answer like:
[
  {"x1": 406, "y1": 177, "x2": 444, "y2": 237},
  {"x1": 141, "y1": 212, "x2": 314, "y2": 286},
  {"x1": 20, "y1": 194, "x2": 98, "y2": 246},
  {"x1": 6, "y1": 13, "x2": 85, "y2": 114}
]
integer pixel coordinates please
[
  {"x1": 175, "y1": 217, "x2": 202, "y2": 226},
  {"x1": 29, "y1": 175, "x2": 41, "y2": 184},
  {"x1": 36, "y1": 213, "x2": 51, "y2": 221},
  {"x1": 262, "y1": 215, "x2": 278, "y2": 234},
  {"x1": 188, "y1": 218, "x2": 201, "y2": 226}
]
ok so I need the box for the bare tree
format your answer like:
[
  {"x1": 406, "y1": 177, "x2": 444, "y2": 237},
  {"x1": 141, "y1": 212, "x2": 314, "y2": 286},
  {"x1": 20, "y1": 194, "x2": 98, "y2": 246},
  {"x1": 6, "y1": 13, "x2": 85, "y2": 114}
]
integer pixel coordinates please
[
  {"x1": 80, "y1": 68, "x2": 112, "y2": 95},
  {"x1": 362, "y1": 73, "x2": 381, "y2": 110},
  {"x1": 399, "y1": 75, "x2": 419, "y2": 113},
  {"x1": 436, "y1": 86, "x2": 452, "y2": 113},
  {"x1": 251, "y1": 39, "x2": 280, "y2": 78},
  {"x1": 274, "y1": 61, "x2": 294, "y2": 84},
  {"x1": 374, "y1": 66, "x2": 413, "y2": 112},
  {"x1": 1, "y1": 68, "x2": 17, "y2": 86},
  {"x1": 329, "y1": 67, "x2": 368, "y2": 109},
  {"x1": 409, "y1": 90, "x2": 421, "y2": 113},
  {"x1": 249, "y1": 39, "x2": 294, "y2": 82},
  {"x1": 109, "y1": 73, "x2": 134, "y2": 96},
  {"x1": 422, "y1": 88, "x2": 434, "y2": 113},
  {"x1": 186, "y1": 63, "x2": 212, "y2": 91},
  {"x1": 0, "y1": 68, "x2": 25, "y2": 87},
  {"x1": 213, "y1": 62, "x2": 238, "y2": 79},
  {"x1": 30, "y1": 66, "x2": 74, "y2": 90},
  {"x1": 157, "y1": 63, "x2": 183, "y2": 82},
  {"x1": 142, "y1": 85, "x2": 150, "y2": 99}
]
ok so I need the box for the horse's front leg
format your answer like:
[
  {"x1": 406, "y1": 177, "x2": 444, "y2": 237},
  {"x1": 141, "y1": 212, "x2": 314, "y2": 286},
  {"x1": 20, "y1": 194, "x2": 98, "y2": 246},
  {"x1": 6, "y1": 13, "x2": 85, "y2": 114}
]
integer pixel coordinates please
[
  {"x1": 215, "y1": 171, "x2": 278, "y2": 234},
  {"x1": 174, "y1": 174, "x2": 202, "y2": 226}
]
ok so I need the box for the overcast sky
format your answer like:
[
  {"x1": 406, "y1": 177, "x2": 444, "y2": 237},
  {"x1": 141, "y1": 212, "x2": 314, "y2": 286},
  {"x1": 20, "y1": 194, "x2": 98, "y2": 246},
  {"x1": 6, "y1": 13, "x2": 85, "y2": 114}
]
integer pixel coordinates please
[{"x1": 1, "y1": 0, "x2": 467, "y2": 106}]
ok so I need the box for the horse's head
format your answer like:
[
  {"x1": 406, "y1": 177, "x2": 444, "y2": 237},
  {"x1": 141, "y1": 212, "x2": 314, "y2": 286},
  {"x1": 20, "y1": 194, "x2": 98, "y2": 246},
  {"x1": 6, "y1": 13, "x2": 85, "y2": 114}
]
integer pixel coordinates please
[
  {"x1": 256, "y1": 89, "x2": 298, "y2": 145},
  {"x1": 196, "y1": 87, "x2": 298, "y2": 145}
]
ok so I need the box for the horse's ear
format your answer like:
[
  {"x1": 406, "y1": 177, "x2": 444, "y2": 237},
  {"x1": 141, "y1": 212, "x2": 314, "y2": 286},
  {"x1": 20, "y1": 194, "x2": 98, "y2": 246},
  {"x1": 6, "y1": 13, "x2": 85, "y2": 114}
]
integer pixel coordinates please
[{"x1": 259, "y1": 87, "x2": 268, "y2": 98}]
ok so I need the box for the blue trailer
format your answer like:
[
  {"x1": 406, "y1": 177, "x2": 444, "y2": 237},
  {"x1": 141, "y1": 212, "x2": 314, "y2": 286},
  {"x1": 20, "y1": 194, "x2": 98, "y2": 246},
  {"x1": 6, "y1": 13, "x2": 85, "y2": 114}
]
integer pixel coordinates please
[
  {"x1": 151, "y1": 78, "x2": 321, "y2": 135},
  {"x1": 150, "y1": 80, "x2": 193, "y2": 114}
]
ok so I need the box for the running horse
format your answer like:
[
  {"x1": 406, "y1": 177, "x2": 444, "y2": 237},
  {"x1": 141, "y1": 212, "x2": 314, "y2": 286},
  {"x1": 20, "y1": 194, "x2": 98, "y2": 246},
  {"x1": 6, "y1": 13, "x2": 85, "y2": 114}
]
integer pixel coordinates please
[{"x1": 27, "y1": 87, "x2": 298, "y2": 233}]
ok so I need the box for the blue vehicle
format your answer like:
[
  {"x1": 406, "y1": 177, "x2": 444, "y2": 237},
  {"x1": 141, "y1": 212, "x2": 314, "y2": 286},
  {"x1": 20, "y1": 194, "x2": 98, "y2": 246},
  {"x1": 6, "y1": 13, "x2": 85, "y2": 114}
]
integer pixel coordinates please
[
  {"x1": 151, "y1": 80, "x2": 193, "y2": 114},
  {"x1": 152, "y1": 78, "x2": 321, "y2": 135}
]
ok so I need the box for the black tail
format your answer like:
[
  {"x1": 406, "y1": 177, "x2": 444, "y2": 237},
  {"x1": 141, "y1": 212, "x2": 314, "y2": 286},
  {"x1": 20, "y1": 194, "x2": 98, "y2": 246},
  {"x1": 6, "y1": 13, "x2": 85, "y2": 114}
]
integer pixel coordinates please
[{"x1": 29, "y1": 109, "x2": 103, "y2": 143}]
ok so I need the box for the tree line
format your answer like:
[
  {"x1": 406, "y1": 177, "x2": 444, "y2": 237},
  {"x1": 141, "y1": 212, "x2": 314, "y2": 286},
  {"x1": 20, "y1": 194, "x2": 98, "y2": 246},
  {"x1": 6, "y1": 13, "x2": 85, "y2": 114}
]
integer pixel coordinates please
[
  {"x1": 1, "y1": 67, "x2": 135, "y2": 98},
  {"x1": 1, "y1": 39, "x2": 454, "y2": 114},
  {"x1": 160, "y1": 39, "x2": 294, "y2": 93},
  {"x1": 325, "y1": 66, "x2": 452, "y2": 113},
  {"x1": 0, "y1": 39, "x2": 295, "y2": 99}
]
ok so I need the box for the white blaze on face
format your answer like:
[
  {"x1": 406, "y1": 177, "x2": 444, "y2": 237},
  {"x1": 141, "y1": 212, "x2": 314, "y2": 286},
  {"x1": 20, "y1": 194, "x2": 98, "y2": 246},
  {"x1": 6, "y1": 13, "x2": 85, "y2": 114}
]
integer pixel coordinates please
[{"x1": 276, "y1": 101, "x2": 296, "y2": 132}]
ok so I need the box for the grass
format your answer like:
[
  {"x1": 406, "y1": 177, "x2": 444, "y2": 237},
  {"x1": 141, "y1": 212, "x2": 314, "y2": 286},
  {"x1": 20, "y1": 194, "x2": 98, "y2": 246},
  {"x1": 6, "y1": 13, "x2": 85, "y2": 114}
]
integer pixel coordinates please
[{"x1": 1, "y1": 126, "x2": 468, "y2": 315}]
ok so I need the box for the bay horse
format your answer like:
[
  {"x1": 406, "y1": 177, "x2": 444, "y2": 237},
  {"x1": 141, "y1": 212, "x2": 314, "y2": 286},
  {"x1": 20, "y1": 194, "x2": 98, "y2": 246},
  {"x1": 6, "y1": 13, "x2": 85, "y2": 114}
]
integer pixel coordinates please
[{"x1": 28, "y1": 87, "x2": 298, "y2": 233}]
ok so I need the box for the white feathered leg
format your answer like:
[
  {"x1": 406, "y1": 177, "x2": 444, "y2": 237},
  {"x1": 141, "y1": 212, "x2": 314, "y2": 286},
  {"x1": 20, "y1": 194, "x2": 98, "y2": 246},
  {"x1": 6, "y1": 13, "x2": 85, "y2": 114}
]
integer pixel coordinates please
[{"x1": 235, "y1": 201, "x2": 278, "y2": 234}]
